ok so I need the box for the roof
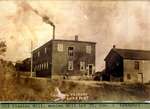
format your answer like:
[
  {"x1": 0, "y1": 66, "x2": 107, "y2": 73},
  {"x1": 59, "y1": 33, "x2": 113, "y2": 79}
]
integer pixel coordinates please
[
  {"x1": 105, "y1": 48, "x2": 150, "y2": 60},
  {"x1": 53, "y1": 39, "x2": 96, "y2": 44},
  {"x1": 32, "y1": 39, "x2": 96, "y2": 52}
]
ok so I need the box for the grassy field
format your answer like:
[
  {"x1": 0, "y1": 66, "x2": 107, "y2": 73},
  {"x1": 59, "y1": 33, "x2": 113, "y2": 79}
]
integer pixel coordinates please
[{"x1": 0, "y1": 59, "x2": 150, "y2": 101}]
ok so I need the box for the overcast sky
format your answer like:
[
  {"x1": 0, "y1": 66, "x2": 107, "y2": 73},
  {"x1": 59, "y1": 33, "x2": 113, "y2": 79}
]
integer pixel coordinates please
[{"x1": 0, "y1": 0, "x2": 150, "y2": 71}]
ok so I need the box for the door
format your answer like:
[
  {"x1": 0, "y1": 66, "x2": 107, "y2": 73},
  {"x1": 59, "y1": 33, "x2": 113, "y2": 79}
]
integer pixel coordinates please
[
  {"x1": 138, "y1": 73, "x2": 143, "y2": 83},
  {"x1": 88, "y1": 64, "x2": 93, "y2": 76}
]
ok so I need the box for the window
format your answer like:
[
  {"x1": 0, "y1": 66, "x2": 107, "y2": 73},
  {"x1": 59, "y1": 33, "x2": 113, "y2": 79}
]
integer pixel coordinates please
[
  {"x1": 68, "y1": 47, "x2": 74, "y2": 56},
  {"x1": 33, "y1": 53, "x2": 36, "y2": 60},
  {"x1": 43, "y1": 63, "x2": 44, "y2": 70},
  {"x1": 42, "y1": 63, "x2": 44, "y2": 70},
  {"x1": 36, "y1": 65, "x2": 39, "y2": 71},
  {"x1": 57, "y1": 43, "x2": 63, "y2": 52},
  {"x1": 45, "y1": 47, "x2": 47, "y2": 54},
  {"x1": 38, "y1": 64, "x2": 40, "y2": 71},
  {"x1": 86, "y1": 46, "x2": 91, "y2": 54},
  {"x1": 134, "y1": 61, "x2": 139, "y2": 70},
  {"x1": 38, "y1": 51, "x2": 40, "y2": 57},
  {"x1": 127, "y1": 74, "x2": 131, "y2": 80},
  {"x1": 80, "y1": 61, "x2": 85, "y2": 71},
  {"x1": 37, "y1": 65, "x2": 39, "y2": 71},
  {"x1": 45, "y1": 62, "x2": 47, "y2": 70},
  {"x1": 47, "y1": 62, "x2": 49, "y2": 69},
  {"x1": 38, "y1": 65, "x2": 40, "y2": 71},
  {"x1": 34, "y1": 66, "x2": 36, "y2": 72},
  {"x1": 68, "y1": 61, "x2": 73, "y2": 70},
  {"x1": 39, "y1": 64, "x2": 41, "y2": 70},
  {"x1": 40, "y1": 64, "x2": 42, "y2": 70},
  {"x1": 44, "y1": 63, "x2": 46, "y2": 70}
]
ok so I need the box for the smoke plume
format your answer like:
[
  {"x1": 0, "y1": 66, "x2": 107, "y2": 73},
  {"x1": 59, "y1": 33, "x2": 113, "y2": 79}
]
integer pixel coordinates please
[{"x1": 17, "y1": 1, "x2": 55, "y2": 26}]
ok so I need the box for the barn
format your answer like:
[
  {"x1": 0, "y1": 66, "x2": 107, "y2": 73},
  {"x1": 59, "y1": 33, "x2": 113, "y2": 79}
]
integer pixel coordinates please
[{"x1": 104, "y1": 46, "x2": 150, "y2": 83}]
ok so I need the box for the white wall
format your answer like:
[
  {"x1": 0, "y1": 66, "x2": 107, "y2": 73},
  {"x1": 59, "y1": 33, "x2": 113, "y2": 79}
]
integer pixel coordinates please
[{"x1": 124, "y1": 59, "x2": 150, "y2": 83}]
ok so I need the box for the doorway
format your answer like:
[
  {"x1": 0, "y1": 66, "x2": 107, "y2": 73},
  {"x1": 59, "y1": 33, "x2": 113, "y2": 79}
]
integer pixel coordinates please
[
  {"x1": 138, "y1": 73, "x2": 143, "y2": 83},
  {"x1": 88, "y1": 64, "x2": 93, "y2": 76}
]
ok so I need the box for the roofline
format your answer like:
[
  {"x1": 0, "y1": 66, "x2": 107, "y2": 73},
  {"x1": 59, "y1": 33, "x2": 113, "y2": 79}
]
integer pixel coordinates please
[
  {"x1": 32, "y1": 39, "x2": 96, "y2": 52},
  {"x1": 32, "y1": 40, "x2": 52, "y2": 52},
  {"x1": 104, "y1": 48, "x2": 114, "y2": 61},
  {"x1": 53, "y1": 39, "x2": 96, "y2": 44},
  {"x1": 104, "y1": 48, "x2": 150, "y2": 61},
  {"x1": 114, "y1": 48, "x2": 150, "y2": 53}
]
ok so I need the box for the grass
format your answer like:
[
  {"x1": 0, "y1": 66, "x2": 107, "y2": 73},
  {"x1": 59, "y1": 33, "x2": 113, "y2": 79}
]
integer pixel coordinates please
[{"x1": 1, "y1": 59, "x2": 150, "y2": 101}]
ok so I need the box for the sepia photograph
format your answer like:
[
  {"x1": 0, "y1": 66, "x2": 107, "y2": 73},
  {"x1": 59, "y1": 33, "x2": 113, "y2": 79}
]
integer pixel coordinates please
[{"x1": 0, "y1": 0, "x2": 150, "y2": 108}]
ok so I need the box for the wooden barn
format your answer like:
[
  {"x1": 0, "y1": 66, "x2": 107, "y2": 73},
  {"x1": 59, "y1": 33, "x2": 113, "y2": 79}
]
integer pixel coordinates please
[
  {"x1": 104, "y1": 46, "x2": 150, "y2": 83},
  {"x1": 32, "y1": 36, "x2": 96, "y2": 79}
]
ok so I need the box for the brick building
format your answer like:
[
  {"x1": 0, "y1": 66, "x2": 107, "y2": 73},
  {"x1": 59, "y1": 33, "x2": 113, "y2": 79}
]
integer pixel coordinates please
[{"x1": 32, "y1": 36, "x2": 96, "y2": 79}]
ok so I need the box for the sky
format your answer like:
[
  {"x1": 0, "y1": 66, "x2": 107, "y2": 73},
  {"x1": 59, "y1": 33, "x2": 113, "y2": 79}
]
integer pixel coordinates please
[{"x1": 0, "y1": 0, "x2": 150, "y2": 71}]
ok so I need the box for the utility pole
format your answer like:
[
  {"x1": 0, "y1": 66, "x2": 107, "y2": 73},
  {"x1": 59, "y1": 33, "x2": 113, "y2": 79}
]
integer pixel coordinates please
[
  {"x1": 31, "y1": 40, "x2": 33, "y2": 77},
  {"x1": 138, "y1": 73, "x2": 143, "y2": 84}
]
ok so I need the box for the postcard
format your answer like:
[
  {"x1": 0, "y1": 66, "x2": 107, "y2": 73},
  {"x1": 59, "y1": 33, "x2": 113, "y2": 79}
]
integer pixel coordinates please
[{"x1": 0, "y1": 0, "x2": 150, "y2": 109}]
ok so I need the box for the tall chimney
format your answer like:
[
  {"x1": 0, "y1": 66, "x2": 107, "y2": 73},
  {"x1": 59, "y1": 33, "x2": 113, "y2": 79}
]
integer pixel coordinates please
[
  {"x1": 75, "y1": 35, "x2": 78, "y2": 41},
  {"x1": 113, "y1": 45, "x2": 116, "y2": 48},
  {"x1": 53, "y1": 25, "x2": 55, "y2": 40}
]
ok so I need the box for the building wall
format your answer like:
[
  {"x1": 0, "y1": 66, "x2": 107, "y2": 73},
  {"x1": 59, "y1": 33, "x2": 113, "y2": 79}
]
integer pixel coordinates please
[
  {"x1": 32, "y1": 41, "x2": 52, "y2": 77},
  {"x1": 51, "y1": 40, "x2": 96, "y2": 78},
  {"x1": 123, "y1": 59, "x2": 150, "y2": 83},
  {"x1": 140, "y1": 61, "x2": 150, "y2": 83},
  {"x1": 105, "y1": 51, "x2": 123, "y2": 82}
]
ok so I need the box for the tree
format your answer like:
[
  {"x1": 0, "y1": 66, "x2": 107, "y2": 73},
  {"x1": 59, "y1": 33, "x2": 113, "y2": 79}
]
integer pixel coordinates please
[{"x1": 0, "y1": 40, "x2": 7, "y2": 55}]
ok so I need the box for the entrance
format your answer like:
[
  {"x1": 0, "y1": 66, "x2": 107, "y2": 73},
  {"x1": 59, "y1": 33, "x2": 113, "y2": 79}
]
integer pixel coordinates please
[
  {"x1": 138, "y1": 73, "x2": 143, "y2": 83},
  {"x1": 88, "y1": 64, "x2": 93, "y2": 76}
]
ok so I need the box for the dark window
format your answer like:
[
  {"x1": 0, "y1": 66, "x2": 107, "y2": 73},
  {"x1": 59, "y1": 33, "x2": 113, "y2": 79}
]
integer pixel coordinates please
[
  {"x1": 68, "y1": 47, "x2": 74, "y2": 57},
  {"x1": 127, "y1": 74, "x2": 131, "y2": 80},
  {"x1": 134, "y1": 61, "x2": 139, "y2": 70}
]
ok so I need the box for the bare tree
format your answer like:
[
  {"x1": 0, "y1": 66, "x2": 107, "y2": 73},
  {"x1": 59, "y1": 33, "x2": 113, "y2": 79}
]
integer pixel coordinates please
[{"x1": 0, "y1": 40, "x2": 7, "y2": 55}]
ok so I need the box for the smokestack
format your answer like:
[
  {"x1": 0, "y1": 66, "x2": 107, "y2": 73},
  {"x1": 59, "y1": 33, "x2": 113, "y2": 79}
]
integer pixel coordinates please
[
  {"x1": 75, "y1": 35, "x2": 78, "y2": 41},
  {"x1": 42, "y1": 15, "x2": 55, "y2": 40},
  {"x1": 113, "y1": 45, "x2": 116, "y2": 48}
]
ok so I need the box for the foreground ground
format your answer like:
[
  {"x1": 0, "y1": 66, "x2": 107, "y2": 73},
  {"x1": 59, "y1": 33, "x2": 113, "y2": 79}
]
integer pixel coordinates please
[{"x1": 0, "y1": 60, "x2": 150, "y2": 101}]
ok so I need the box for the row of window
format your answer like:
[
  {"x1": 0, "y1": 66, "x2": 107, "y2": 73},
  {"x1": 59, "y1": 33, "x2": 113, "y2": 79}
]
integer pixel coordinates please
[
  {"x1": 33, "y1": 61, "x2": 86, "y2": 71},
  {"x1": 34, "y1": 44, "x2": 92, "y2": 59},
  {"x1": 34, "y1": 62, "x2": 49, "y2": 71},
  {"x1": 68, "y1": 61, "x2": 86, "y2": 71},
  {"x1": 57, "y1": 44, "x2": 92, "y2": 54},
  {"x1": 115, "y1": 61, "x2": 139, "y2": 70},
  {"x1": 38, "y1": 47, "x2": 47, "y2": 56}
]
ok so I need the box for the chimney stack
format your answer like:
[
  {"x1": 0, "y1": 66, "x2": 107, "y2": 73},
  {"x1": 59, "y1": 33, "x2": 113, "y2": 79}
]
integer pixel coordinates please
[
  {"x1": 113, "y1": 45, "x2": 116, "y2": 48},
  {"x1": 75, "y1": 35, "x2": 78, "y2": 41}
]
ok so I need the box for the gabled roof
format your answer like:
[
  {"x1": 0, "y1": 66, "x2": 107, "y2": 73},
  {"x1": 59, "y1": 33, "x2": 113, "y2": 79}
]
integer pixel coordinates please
[{"x1": 105, "y1": 48, "x2": 150, "y2": 60}]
